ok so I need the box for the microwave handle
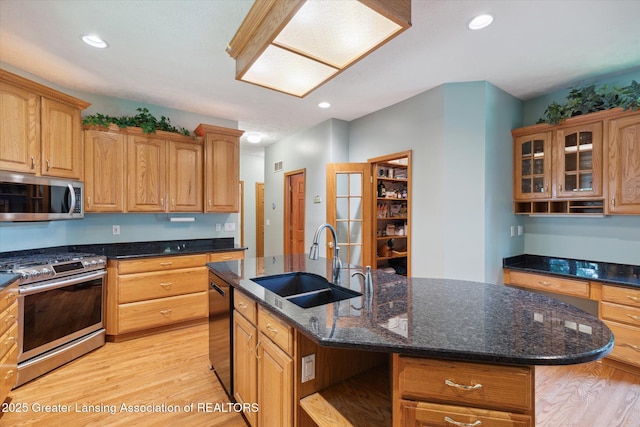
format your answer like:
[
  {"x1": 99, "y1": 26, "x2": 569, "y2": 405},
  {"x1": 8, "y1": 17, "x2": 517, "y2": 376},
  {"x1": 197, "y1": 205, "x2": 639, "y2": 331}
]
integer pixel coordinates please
[{"x1": 67, "y1": 184, "x2": 76, "y2": 216}]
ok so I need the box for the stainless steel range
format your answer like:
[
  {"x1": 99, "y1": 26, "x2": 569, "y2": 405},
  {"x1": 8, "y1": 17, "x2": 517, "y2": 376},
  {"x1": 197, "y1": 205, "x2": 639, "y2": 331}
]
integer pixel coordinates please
[{"x1": 0, "y1": 252, "x2": 107, "y2": 386}]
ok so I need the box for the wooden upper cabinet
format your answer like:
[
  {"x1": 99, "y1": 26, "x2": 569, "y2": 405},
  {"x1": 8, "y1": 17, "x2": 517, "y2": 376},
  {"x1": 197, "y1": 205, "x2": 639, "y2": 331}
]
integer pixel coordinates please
[
  {"x1": 195, "y1": 124, "x2": 244, "y2": 213},
  {"x1": 127, "y1": 134, "x2": 167, "y2": 212},
  {"x1": 0, "y1": 82, "x2": 40, "y2": 173},
  {"x1": 554, "y1": 122, "x2": 602, "y2": 198},
  {"x1": 513, "y1": 131, "x2": 553, "y2": 200},
  {"x1": 0, "y1": 69, "x2": 89, "y2": 178},
  {"x1": 84, "y1": 129, "x2": 125, "y2": 212},
  {"x1": 608, "y1": 112, "x2": 640, "y2": 214},
  {"x1": 41, "y1": 97, "x2": 83, "y2": 179},
  {"x1": 168, "y1": 139, "x2": 203, "y2": 212}
]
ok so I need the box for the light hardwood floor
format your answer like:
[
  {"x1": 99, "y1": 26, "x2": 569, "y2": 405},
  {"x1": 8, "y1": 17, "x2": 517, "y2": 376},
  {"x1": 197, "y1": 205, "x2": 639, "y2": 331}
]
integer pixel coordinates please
[{"x1": 1, "y1": 323, "x2": 639, "y2": 426}]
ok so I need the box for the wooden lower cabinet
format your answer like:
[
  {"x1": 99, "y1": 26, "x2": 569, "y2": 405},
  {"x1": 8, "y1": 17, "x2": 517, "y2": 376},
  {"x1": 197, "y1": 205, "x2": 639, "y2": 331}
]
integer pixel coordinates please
[
  {"x1": 400, "y1": 400, "x2": 532, "y2": 427},
  {"x1": 394, "y1": 355, "x2": 534, "y2": 427},
  {"x1": 0, "y1": 281, "x2": 18, "y2": 402},
  {"x1": 233, "y1": 292, "x2": 294, "y2": 427},
  {"x1": 106, "y1": 254, "x2": 209, "y2": 337},
  {"x1": 505, "y1": 269, "x2": 640, "y2": 372},
  {"x1": 257, "y1": 331, "x2": 293, "y2": 427}
]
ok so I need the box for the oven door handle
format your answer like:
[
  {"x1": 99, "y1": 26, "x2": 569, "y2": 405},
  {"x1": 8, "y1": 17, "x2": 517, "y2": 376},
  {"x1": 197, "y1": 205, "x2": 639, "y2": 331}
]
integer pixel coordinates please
[
  {"x1": 210, "y1": 281, "x2": 227, "y2": 297},
  {"x1": 19, "y1": 270, "x2": 107, "y2": 296}
]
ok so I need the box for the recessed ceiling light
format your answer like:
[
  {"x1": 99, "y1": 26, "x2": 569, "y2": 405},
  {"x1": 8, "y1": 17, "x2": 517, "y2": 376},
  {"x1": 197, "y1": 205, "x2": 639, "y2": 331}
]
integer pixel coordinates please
[
  {"x1": 318, "y1": 102, "x2": 331, "y2": 109},
  {"x1": 82, "y1": 34, "x2": 108, "y2": 48},
  {"x1": 468, "y1": 14, "x2": 494, "y2": 30},
  {"x1": 247, "y1": 133, "x2": 262, "y2": 144}
]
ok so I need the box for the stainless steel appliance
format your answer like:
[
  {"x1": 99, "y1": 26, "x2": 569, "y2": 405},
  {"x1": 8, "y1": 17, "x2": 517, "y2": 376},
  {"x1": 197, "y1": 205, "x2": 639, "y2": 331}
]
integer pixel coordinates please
[
  {"x1": 0, "y1": 172, "x2": 84, "y2": 221},
  {"x1": 209, "y1": 271, "x2": 233, "y2": 398},
  {"x1": 0, "y1": 252, "x2": 107, "y2": 386}
]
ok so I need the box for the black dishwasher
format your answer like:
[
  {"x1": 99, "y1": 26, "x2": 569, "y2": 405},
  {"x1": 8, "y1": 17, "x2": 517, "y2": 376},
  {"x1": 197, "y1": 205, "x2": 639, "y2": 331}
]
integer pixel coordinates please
[{"x1": 208, "y1": 271, "x2": 233, "y2": 398}]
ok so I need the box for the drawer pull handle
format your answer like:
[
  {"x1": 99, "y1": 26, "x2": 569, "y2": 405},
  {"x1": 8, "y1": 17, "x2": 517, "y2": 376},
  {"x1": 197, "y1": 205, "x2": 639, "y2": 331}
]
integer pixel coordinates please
[
  {"x1": 7, "y1": 293, "x2": 16, "y2": 301},
  {"x1": 444, "y1": 417, "x2": 482, "y2": 427},
  {"x1": 247, "y1": 333, "x2": 254, "y2": 351},
  {"x1": 444, "y1": 379, "x2": 483, "y2": 391},
  {"x1": 159, "y1": 282, "x2": 173, "y2": 289},
  {"x1": 6, "y1": 315, "x2": 16, "y2": 324},
  {"x1": 622, "y1": 343, "x2": 640, "y2": 352},
  {"x1": 627, "y1": 296, "x2": 640, "y2": 303},
  {"x1": 627, "y1": 314, "x2": 640, "y2": 322},
  {"x1": 5, "y1": 370, "x2": 14, "y2": 379},
  {"x1": 160, "y1": 262, "x2": 173, "y2": 267},
  {"x1": 538, "y1": 280, "x2": 552, "y2": 286},
  {"x1": 46, "y1": 159, "x2": 51, "y2": 171},
  {"x1": 238, "y1": 302, "x2": 248, "y2": 310},
  {"x1": 266, "y1": 324, "x2": 278, "y2": 335},
  {"x1": 6, "y1": 336, "x2": 16, "y2": 346},
  {"x1": 160, "y1": 309, "x2": 172, "y2": 317},
  {"x1": 222, "y1": 255, "x2": 232, "y2": 260},
  {"x1": 255, "y1": 340, "x2": 261, "y2": 360}
]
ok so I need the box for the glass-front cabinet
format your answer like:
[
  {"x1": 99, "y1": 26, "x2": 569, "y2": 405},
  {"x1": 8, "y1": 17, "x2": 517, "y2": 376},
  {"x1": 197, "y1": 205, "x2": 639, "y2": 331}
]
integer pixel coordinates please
[
  {"x1": 514, "y1": 132, "x2": 552, "y2": 200},
  {"x1": 555, "y1": 123, "x2": 602, "y2": 198}
]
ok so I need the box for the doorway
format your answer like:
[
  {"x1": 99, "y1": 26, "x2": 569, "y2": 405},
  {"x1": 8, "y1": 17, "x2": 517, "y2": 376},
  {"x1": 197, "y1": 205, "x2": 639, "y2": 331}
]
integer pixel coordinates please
[
  {"x1": 255, "y1": 182, "x2": 264, "y2": 257},
  {"x1": 284, "y1": 170, "x2": 305, "y2": 255}
]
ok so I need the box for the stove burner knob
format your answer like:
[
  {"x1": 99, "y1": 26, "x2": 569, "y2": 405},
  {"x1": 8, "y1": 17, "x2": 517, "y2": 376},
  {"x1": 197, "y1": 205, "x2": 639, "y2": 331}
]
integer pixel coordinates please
[
  {"x1": 30, "y1": 269, "x2": 41, "y2": 279},
  {"x1": 83, "y1": 261, "x2": 91, "y2": 268},
  {"x1": 90, "y1": 260, "x2": 98, "y2": 266},
  {"x1": 21, "y1": 271, "x2": 31, "y2": 280},
  {"x1": 41, "y1": 267, "x2": 53, "y2": 277},
  {"x1": 97, "y1": 259, "x2": 107, "y2": 266}
]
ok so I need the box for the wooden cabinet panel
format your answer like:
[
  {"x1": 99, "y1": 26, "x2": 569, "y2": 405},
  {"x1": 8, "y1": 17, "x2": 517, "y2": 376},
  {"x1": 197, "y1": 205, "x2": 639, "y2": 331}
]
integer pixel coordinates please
[
  {"x1": 258, "y1": 306, "x2": 294, "y2": 356},
  {"x1": 41, "y1": 97, "x2": 83, "y2": 179},
  {"x1": 168, "y1": 140, "x2": 203, "y2": 212},
  {"x1": 608, "y1": 113, "x2": 640, "y2": 214},
  {"x1": 555, "y1": 122, "x2": 602, "y2": 198},
  {"x1": 117, "y1": 254, "x2": 207, "y2": 274},
  {"x1": 257, "y1": 332, "x2": 293, "y2": 427},
  {"x1": 601, "y1": 284, "x2": 640, "y2": 308},
  {"x1": 0, "y1": 282, "x2": 18, "y2": 403},
  {"x1": 126, "y1": 135, "x2": 167, "y2": 212},
  {"x1": 0, "y1": 82, "x2": 39, "y2": 173},
  {"x1": 507, "y1": 271, "x2": 590, "y2": 298},
  {"x1": 0, "y1": 322, "x2": 17, "y2": 362},
  {"x1": 513, "y1": 131, "x2": 553, "y2": 200},
  {"x1": 603, "y1": 320, "x2": 640, "y2": 367},
  {"x1": 233, "y1": 311, "x2": 257, "y2": 427},
  {"x1": 234, "y1": 290, "x2": 257, "y2": 324},
  {"x1": 117, "y1": 291, "x2": 207, "y2": 334},
  {"x1": 84, "y1": 129, "x2": 125, "y2": 212},
  {"x1": 118, "y1": 267, "x2": 207, "y2": 303},
  {"x1": 195, "y1": 124, "x2": 243, "y2": 213},
  {"x1": 400, "y1": 400, "x2": 532, "y2": 427},
  {"x1": 397, "y1": 357, "x2": 533, "y2": 413},
  {"x1": 209, "y1": 251, "x2": 244, "y2": 262},
  {"x1": 0, "y1": 284, "x2": 17, "y2": 313}
]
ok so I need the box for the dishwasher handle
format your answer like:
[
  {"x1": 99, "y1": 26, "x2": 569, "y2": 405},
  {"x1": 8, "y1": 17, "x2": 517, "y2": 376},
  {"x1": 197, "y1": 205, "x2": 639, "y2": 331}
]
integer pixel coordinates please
[{"x1": 210, "y1": 281, "x2": 227, "y2": 297}]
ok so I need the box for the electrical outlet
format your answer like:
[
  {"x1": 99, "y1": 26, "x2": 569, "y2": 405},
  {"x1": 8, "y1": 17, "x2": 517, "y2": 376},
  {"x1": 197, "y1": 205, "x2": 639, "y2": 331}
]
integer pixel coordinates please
[
  {"x1": 301, "y1": 354, "x2": 315, "y2": 382},
  {"x1": 112, "y1": 225, "x2": 120, "y2": 235},
  {"x1": 224, "y1": 222, "x2": 236, "y2": 231},
  {"x1": 510, "y1": 225, "x2": 515, "y2": 237},
  {"x1": 517, "y1": 225, "x2": 524, "y2": 236},
  {"x1": 215, "y1": 224, "x2": 221, "y2": 232}
]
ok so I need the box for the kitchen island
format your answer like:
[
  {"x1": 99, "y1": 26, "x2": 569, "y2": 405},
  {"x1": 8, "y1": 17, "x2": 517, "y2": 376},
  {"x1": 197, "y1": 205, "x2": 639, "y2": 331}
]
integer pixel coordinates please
[{"x1": 208, "y1": 255, "x2": 613, "y2": 427}]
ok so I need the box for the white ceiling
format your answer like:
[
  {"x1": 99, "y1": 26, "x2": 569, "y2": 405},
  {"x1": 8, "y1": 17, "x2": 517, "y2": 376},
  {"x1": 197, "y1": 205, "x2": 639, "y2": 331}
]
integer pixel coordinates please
[{"x1": 1, "y1": 0, "x2": 639, "y2": 152}]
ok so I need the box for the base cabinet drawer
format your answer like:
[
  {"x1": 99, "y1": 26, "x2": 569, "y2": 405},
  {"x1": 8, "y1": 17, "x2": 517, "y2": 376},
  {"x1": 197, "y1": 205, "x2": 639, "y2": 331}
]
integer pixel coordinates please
[
  {"x1": 117, "y1": 292, "x2": 208, "y2": 334},
  {"x1": 603, "y1": 320, "x2": 640, "y2": 367},
  {"x1": 401, "y1": 400, "x2": 532, "y2": 427},
  {"x1": 0, "y1": 345, "x2": 18, "y2": 401},
  {"x1": 397, "y1": 357, "x2": 533, "y2": 413},
  {"x1": 601, "y1": 301, "x2": 640, "y2": 327},
  {"x1": 118, "y1": 267, "x2": 207, "y2": 303},
  {"x1": 602, "y1": 285, "x2": 640, "y2": 308},
  {"x1": 0, "y1": 301, "x2": 17, "y2": 338},
  {"x1": 507, "y1": 271, "x2": 590, "y2": 298}
]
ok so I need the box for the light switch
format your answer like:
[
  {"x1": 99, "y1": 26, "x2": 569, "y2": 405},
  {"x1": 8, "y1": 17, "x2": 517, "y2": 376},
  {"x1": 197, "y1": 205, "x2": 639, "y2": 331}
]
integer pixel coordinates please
[{"x1": 301, "y1": 354, "x2": 315, "y2": 383}]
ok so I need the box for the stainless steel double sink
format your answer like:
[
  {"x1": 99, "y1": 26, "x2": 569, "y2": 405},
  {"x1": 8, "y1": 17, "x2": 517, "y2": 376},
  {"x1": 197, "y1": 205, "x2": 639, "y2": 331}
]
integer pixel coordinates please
[{"x1": 250, "y1": 272, "x2": 361, "y2": 308}]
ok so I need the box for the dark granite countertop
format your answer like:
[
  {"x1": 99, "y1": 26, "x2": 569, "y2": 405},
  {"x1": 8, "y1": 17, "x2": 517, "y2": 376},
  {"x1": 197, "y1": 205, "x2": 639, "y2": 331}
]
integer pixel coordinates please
[
  {"x1": 503, "y1": 254, "x2": 640, "y2": 289},
  {"x1": 208, "y1": 255, "x2": 613, "y2": 366},
  {"x1": 0, "y1": 273, "x2": 19, "y2": 290},
  {"x1": 0, "y1": 238, "x2": 245, "y2": 261}
]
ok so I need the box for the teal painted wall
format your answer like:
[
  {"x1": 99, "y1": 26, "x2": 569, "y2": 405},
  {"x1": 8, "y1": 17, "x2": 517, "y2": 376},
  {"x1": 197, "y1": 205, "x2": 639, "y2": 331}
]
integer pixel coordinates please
[{"x1": 521, "y1": 68, "x2": 640, "y2": 265}]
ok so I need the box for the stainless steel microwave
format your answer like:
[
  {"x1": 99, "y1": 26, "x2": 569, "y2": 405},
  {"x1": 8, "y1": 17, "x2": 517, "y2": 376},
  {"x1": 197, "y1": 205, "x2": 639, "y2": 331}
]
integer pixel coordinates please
[{"x1": 0, "y1": 172, "x2": 84, "y2": 221}]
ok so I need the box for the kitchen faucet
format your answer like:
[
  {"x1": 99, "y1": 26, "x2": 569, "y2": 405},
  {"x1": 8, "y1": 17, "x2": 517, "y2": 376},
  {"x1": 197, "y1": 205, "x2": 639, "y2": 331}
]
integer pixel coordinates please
[{"x1": 309, "y1": 223, "x2": 342, "y2": 286}]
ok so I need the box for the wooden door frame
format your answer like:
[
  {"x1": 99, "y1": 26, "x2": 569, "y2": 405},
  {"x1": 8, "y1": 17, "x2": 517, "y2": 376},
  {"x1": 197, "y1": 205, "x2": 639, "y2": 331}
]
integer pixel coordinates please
[
  {"x1": 255, "y1": 182, "x2": 264, "y2": 258},
  {"x1": 284, "y1": 169, "x2": 305, "y2": 255}
]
